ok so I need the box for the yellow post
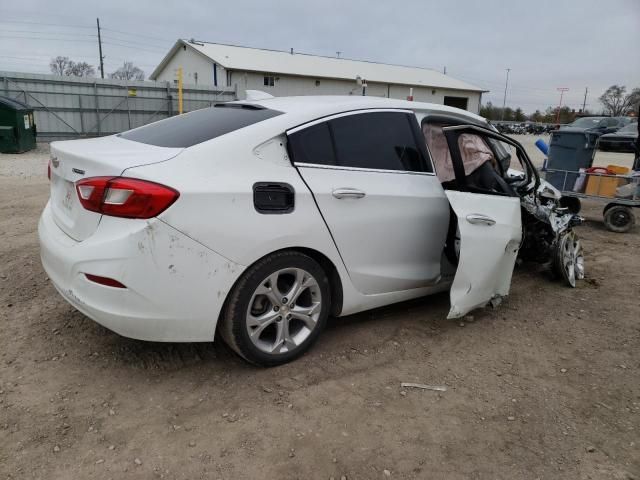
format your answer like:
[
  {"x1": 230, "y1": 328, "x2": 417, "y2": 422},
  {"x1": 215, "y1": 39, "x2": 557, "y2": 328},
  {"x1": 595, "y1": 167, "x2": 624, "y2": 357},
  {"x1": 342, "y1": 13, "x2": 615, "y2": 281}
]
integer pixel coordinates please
[{"x1": 177, "y1": 67, "x2": 183, "y2": 114}]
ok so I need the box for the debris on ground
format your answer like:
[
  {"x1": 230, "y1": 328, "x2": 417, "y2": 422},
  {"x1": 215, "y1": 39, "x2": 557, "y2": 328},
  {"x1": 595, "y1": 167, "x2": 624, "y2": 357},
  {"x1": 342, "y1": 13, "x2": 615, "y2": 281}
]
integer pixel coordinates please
[{"x1": 400, "y1": 383, "x2": 447, "y2": 392}]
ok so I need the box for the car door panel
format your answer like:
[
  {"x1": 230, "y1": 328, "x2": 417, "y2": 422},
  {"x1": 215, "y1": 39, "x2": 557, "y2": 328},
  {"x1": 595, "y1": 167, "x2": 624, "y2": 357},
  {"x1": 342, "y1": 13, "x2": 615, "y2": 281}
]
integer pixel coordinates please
[
  {"x1": 445, "y1": 190, "x2": 521, "y2": 318},
  {"x1": 298, "y1": 165, "x2": 449, "y2": 295},
  {"x1": 288, "y1": 110, "x2": 449, "y2": 296},
  {"x1": 438, "y1": 124, "x2": 526, "y2": 318}
]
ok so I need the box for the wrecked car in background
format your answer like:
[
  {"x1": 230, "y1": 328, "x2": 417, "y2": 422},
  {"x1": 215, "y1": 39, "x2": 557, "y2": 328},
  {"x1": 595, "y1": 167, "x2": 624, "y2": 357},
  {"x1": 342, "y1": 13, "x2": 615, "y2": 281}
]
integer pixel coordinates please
[{"x1": 39, "y1": 95, "x2": 584, "y2": 366}]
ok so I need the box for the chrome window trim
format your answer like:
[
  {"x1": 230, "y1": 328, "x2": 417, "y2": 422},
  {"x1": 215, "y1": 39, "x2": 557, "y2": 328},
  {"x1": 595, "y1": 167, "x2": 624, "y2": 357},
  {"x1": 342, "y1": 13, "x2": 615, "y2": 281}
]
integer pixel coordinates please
[
  {"x1": 294, "y1": 162, "x2": 436, "y2": 176},
  {"x1": 286, "y1": 108, "x2": 416, "y2": 135},
  {"x1": 287, "y1": 108, "x2": 435, "y2": 174}
]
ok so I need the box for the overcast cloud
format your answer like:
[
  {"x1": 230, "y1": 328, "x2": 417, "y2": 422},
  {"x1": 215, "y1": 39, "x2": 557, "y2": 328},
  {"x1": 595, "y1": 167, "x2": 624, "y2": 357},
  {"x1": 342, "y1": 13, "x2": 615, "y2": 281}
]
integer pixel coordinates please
[{"x1": 1, "y1": 0, "x2": 639, "y2": 113}]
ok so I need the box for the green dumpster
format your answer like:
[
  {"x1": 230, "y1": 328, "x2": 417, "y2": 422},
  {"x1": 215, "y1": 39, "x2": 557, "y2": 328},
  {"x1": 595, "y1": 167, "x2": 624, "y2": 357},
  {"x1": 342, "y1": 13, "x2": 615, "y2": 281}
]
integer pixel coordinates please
[{"x1": 0, "y1": 96, "x2": 37, "y2": 153}]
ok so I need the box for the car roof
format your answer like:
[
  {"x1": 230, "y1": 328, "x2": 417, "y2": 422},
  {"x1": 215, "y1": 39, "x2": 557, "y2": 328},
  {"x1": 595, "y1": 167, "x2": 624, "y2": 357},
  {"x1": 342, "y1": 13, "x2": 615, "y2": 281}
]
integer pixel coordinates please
[{"x1": 232, "y1": 95, "x2": 487, "y2": 125}]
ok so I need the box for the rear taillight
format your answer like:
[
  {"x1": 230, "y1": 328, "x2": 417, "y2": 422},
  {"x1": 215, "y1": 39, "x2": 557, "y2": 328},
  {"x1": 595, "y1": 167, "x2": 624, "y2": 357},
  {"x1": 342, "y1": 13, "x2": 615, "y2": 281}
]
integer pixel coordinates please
[
  {"x1": 75, "y1": 177, "x2": 179, "y2": 219},
  {"x1": 47, "y1": 161, "x2": 51, "y2": 181},
  {"x1": 85, "y1": 273, "x2": 126, "y2": 288}
]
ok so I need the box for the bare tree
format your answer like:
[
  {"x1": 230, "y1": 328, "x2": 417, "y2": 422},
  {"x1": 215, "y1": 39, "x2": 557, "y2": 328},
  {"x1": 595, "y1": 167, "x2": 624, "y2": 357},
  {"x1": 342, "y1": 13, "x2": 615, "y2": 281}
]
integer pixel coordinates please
[
  {"x1": 599, "y1": 85, "x2": 640, "y2": 116},
  {"x1": 109, "y1": 62, "x2": 145, "y2": 81},
  {"x1": 50, "y1": 57, "x2": 96, "y2": 77},
  {"x1": 65, "y1": 61, "x2": 96, "y2": 78},
  {"x1": 50, "y1": 56, "x2": 72, "y2": 75}
]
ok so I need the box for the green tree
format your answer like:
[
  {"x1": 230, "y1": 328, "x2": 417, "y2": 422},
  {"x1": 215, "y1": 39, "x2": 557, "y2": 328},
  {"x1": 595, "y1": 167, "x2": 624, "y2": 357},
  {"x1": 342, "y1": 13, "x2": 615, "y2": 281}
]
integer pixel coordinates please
[{"x1": 530, "y1": 110, "x2": 543, "y2": 122}]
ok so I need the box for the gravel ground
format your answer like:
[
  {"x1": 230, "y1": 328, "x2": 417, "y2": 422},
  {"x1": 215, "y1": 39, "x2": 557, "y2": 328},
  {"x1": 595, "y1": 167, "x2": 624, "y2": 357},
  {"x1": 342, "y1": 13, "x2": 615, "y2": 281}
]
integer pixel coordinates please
[{"x1": 1, "y1": 138, "x2": 639, "y2": 480}]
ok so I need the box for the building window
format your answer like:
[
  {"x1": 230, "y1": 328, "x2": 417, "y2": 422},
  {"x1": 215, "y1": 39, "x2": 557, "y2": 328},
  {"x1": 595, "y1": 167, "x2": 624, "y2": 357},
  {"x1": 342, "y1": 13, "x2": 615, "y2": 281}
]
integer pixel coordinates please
[
  {"x1": 263, "y1": 75, "x2": 275, "y2": 87},
  {"x1": 315, "y1": 80, "x2": 321, "y2": 87}
]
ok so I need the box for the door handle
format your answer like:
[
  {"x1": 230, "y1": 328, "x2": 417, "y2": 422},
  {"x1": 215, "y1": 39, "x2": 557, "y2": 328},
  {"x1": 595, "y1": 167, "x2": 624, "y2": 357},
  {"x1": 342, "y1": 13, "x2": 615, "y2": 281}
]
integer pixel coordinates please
[
  {"x1": 466, "y1": 213, "x2": 496, "y2": 226},
  {"x1": 332, "y1": 188, "x2": 366, "y2": 199}
]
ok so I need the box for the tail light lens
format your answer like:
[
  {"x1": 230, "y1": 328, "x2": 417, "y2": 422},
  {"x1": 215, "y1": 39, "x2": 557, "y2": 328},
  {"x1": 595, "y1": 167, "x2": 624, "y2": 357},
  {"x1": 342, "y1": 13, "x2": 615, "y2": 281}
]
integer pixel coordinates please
[
  {"x1": 75, "y1": 177, "x2": 179, "y2": 219},
  {"x1": 85, "y1": 273, "x2": 126, "y2": 288},
  {"x1": 47, "y1": 161, "x2": 51, "y2": 181}
]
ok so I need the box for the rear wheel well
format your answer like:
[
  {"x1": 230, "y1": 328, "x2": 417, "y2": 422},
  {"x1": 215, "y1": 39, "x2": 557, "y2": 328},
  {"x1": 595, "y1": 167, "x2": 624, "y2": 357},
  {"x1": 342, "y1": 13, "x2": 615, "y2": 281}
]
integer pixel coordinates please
[{"x1": 289, "y1": 247, "x2": 343, "y2": 316}]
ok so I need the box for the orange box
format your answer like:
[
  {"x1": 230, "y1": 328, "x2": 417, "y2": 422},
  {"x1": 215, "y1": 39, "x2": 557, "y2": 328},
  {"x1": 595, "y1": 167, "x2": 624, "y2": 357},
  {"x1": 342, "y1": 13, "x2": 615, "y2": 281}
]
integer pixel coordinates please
[
  {"x1": 585, "y1": 167, "x2": 628, "y2": 197},
  {"x1": 607, "y1": 165, "x2": 630, "y2": 175}
]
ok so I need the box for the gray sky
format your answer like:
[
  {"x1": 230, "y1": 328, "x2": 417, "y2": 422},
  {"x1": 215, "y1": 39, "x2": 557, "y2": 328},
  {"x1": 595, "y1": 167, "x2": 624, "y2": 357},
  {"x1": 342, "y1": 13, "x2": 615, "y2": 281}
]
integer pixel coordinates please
[{"x1": 1, "y1": 0, "x2": 639, "y2": 113}]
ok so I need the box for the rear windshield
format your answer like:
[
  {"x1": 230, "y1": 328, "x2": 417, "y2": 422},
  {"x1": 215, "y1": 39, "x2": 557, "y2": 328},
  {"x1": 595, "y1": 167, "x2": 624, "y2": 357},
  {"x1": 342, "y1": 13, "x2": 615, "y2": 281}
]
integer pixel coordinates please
[{"x1": 118, "y1": 104, "x2": 283, "y2": 148}]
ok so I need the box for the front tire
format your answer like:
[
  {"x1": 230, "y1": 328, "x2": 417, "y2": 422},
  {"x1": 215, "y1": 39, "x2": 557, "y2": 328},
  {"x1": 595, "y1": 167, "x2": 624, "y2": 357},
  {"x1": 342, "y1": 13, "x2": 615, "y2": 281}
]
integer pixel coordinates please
[
  {"x1": 219, "y1": 251, "x2": 330, "y2": 366},
  {"x1": 552, "y1": 230, "x2": 584, "y2": 288}
]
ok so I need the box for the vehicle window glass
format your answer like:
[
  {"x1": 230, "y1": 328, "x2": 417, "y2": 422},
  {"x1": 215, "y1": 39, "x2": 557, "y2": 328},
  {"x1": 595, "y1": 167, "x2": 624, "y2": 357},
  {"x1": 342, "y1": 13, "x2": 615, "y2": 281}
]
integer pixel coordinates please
[
  {"x1": 119, "y1": 105, "x2": 282, "y2": 148},
  {"x1": 330, "y1": 112, "x2": 425, "y2": 172},
  {"x1": 288, "y1": 122, "x2": 336, "y2": 166},
  {"x1": 487, "y1": 138, "x2": 512, "y2": 173}
]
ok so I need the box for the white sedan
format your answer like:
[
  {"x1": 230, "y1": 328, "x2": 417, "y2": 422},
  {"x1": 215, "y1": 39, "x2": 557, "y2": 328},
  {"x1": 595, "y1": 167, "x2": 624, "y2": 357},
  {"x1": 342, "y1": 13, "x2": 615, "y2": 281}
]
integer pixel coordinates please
[{"x1": 39, "y1": 94, "x2": 583, "y2": 366}]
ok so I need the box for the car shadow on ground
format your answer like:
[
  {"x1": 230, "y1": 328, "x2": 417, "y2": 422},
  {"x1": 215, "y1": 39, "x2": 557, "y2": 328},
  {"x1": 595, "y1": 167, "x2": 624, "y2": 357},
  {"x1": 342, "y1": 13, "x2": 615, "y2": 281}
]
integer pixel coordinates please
[{"x1": 59, "y1": 289, "x2": 461, "y2": 375}]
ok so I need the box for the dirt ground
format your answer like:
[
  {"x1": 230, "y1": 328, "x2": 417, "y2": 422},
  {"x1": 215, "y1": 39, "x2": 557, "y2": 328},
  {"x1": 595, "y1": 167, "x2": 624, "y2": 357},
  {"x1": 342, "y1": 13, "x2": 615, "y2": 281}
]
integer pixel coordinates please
[{"x1": 1, "y1": 139, "x2": 639, "y2": 480}]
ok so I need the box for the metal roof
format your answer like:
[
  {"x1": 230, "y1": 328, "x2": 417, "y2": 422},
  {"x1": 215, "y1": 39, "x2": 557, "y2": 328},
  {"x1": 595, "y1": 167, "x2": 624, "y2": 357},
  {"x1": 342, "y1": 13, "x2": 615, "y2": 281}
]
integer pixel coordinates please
[{"x1": 150, "y1": 40, "x2": 487, "y2": 93}]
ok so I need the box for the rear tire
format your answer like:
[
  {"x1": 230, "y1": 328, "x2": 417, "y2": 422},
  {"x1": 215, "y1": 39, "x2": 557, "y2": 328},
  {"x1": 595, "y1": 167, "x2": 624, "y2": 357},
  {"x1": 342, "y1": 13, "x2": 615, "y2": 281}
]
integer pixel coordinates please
[
  {"x1": 603, "y1": 205, "x2": 635, "y2": 233},
  {"x1": 219, "y1": 250, "x2": 330, "y2": 366}
]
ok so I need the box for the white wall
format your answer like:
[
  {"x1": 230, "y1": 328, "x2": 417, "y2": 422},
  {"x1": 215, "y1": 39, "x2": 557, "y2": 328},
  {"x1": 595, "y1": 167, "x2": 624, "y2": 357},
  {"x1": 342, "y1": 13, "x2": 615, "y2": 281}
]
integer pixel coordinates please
[
  {"x1": 154, "y1": 46, "x2": 227, "y2": 87},
  {"x1": 154, "y1": 48, "x2": 481, "y2": 113}
]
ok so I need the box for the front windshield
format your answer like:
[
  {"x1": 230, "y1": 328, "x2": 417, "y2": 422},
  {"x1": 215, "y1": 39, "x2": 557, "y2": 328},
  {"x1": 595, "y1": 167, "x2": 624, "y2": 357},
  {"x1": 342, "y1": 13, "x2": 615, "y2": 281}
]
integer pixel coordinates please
[{"x1": 570, "y1": 117, "x2": 605, "y2": 128}]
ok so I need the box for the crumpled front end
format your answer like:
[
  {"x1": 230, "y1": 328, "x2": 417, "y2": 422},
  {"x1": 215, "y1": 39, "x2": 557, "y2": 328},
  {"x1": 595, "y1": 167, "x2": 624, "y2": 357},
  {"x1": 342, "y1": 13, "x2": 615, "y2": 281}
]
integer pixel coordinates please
[{"x1": 518, "y1": 180, "x2": 585, "y2": 287}]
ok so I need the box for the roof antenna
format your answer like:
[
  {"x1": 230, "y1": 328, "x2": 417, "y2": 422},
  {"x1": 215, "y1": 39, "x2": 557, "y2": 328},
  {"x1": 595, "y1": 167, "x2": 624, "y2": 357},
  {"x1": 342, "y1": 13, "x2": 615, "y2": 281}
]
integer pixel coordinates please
[{"x1": 290, "y1": 47, "x2": 293, "y2": 55}]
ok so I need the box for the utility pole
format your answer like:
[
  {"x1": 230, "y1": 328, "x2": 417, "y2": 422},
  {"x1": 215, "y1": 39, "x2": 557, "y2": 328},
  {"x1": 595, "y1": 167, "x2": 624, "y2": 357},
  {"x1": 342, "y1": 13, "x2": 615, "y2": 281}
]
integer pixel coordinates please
[
  {"x1": 501, "y1": 68, "x2": 510, "y2": 121},
  {"x1": 582, "y1": 87, "x2": 588, "y2": 113},
  {"x1": 96, "y1": 18, "x2": 104, "y2": 79},
  {"x1": 556, "y1": 87, "x2": 569, "y2": 125},
  {"x1": 443, "y1": 66, "x2": 447, "y2": 75}
]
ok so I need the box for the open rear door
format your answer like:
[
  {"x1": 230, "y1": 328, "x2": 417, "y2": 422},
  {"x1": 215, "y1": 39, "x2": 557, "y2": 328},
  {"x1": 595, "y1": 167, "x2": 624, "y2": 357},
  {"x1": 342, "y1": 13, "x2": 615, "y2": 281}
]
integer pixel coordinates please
[{"x1": 439, "y1": 125, "x2": 524, "y2": 318}]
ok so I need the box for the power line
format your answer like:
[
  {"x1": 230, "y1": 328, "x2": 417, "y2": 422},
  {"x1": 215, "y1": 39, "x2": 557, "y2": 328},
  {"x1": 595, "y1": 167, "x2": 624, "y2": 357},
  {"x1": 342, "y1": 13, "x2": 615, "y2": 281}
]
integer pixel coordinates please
[
  {"x1": 100, "y1": 37, "x2": 169, "y2": 52},
  {"x1": 101, "y1": 27, "x2": 171, "y2": 43},
  {"x1": 0, "y1": 28, "x2": 95, "y2": 37},
  {"x1": 0, "y1": 35, "x2": 97, "y2": 44},
  {"x1": 0, "y1": 18, "x2": 94, "y2": 29},
  {"x1": 101, "y1": 40, "x2": 167, "y2": 54}
]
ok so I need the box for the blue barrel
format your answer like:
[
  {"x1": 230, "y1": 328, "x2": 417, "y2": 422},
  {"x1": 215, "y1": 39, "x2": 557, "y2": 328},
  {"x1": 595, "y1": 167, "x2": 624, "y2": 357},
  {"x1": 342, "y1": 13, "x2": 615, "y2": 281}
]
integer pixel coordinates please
[{"x1": 535, "y1": 138, "x2": 549, "y2": 155}]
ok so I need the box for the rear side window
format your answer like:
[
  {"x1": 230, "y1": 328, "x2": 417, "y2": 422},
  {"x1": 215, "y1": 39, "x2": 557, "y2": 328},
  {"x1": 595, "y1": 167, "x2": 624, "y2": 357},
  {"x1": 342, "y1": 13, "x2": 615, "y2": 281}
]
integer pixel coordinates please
[
  {"x1": 329, "y1": 112, "x2": 426, "y2": 172},
  {"x1": 119, "y1": 104, "x2": 282, "y2": 148},
  {"x1": 287, "y1": 122, "x2": 336, "y2": 166}
]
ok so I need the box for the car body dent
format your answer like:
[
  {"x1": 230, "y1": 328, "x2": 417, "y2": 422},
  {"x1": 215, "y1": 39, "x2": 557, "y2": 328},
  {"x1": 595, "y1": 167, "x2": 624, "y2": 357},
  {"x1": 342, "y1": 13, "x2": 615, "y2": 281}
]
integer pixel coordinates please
[{"x1": 39, "y1": 201, "x2": 244, "y2": 341}]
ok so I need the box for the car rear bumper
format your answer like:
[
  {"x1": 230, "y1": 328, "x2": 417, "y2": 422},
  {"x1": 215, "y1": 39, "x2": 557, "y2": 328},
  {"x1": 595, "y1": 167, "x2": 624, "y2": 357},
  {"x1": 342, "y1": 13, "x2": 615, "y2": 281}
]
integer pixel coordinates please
[
  {"x1": 598, "y1": 139, "x2": 636, "y2": 151},
  {"x1": 38, "y1": 201, "x2": 245, "y2": 342}
]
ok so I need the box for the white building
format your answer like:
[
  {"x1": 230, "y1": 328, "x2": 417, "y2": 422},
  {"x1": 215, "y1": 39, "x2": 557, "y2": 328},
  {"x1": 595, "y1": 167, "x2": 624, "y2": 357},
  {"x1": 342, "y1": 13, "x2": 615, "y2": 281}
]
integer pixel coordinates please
[{"x1": 150, "y1": 40, "x2": 487, "y2": 114}]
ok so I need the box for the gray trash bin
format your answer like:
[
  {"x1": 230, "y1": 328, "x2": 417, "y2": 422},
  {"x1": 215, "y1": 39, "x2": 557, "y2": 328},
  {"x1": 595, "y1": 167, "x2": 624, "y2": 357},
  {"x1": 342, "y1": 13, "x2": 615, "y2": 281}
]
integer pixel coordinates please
[{"x1": 545, "y1": 130, "x2": 599, "y2": 190}]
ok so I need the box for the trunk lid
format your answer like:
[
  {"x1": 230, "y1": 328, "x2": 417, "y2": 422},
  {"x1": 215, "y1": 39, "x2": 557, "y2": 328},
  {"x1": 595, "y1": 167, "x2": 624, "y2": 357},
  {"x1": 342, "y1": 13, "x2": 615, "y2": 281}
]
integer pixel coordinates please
[{"x1": 49, "y1": 135, "x2": 182, "y2": 241}]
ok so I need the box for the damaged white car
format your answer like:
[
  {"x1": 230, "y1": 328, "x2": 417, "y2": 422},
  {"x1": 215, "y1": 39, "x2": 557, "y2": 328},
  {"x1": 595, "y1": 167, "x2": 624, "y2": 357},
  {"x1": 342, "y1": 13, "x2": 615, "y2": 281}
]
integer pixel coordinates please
[{"x1": 39, "y1": 95, "x2": 583, "y2": 366}]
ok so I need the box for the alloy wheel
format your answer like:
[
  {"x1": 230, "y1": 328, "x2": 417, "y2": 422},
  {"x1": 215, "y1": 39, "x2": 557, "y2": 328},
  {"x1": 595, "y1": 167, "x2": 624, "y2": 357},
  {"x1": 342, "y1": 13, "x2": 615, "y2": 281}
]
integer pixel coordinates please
[
  {"x1": 558, "y1": 231, "x2": 585, "y2": 287},
  {"x1": 245, "y1": 268, "x2": 322, "y2": 354}
]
